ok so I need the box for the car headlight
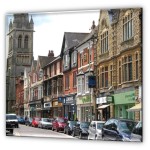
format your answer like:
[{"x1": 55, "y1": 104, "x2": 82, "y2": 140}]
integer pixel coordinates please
[{"x1": 122, "y1": 136, "x2": 131, "y2": 142}]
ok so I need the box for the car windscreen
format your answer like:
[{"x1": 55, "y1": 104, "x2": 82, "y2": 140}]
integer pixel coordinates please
[
  {"x1": 97, "y1": 123, "x2": 104, "y2": 129},
  {"x1": 119, "y1": 121, "x2": 136, "y2": 133},
  {"x1": 58, "y1": 118, "x2": 67, "y2": 123},
  {"x1": 6, "y1": 115, "x2": 17, "y2": 120},
  {"x1": 43, "y1": 118, "x2": 49, "y2": 122},
  {"x1": 69, "y1": 121, "x2": 77, "y2": 126},
  {"x1": 80, "y1": 122, "x2": 90, "y2": 128}
]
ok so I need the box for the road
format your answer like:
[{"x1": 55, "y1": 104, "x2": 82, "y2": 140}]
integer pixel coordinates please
[{"x1": 13, "y1": 124, "x2": 78, "y2": 140}]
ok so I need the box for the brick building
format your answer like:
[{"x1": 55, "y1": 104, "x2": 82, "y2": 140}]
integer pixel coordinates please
[{"x1": 95, "y1": 8, "x2": 142, "y2": 121}]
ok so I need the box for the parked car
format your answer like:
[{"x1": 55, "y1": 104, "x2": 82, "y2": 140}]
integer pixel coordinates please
[
  {"x1": 72, "y1": 121, "x2": 90, "y2": 139},
  {"x1": 25, "y1": 117, "x2": 33, "y2": 126},
  {"x1": 31, "y1": 117, "x2": 40, "y2": 127},
  {"x1": 130, "y1": 121, "x2": 142, "y2": 142},
  {"x1": 102, "y1": 118, "x2": 137, "y2": 141},
  {"x1": 64, "y1": 121, "x2": 78, "y2": 135},
  {"x1": 6, "y1": 113, "x2": 19, "y2": 128},
  {"x1": 6, "y1": 120, "x2": 14, "y2": 135},
  {"x1": 88, "y1": 121, "x2": 105, "y2": 140},
  {"x1": 52, "y1": 117, "x2": 68, "y2": 132},
  {"x1": 17, "y1": 116, "x2": 25, "y2": 124},
  {"x1": 38, "y1": 118, "x2": 54, "y2": 129}
]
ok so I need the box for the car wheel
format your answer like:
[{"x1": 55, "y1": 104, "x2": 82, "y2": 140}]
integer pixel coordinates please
[
  {"x1": 67, "y1": 130, "x2": 69, "y2": 135},
  {"x1": 56, "y1": 128, "x2": 59, "y2": 132},
  {"x1": 16, "y1": 124, "x2": 19, "y2": 128},
  {"x1": 79, "y1": 132, "x2": 82, "y2": 139},
  {"x1": 95, "y1": 135, "x2": 98, "y2": 140},
  {"x1": 64, "y1": 129, "x2": 66, "y2": 134},
  {"x1": 72, "y1": 131, "x2": 75, "y2": 137},
  {"x1": 88, "y1": 135, "x2": 90, "y2": 140}
]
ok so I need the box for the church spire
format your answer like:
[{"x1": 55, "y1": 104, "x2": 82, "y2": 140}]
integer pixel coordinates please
[
  {"x1": 9, "y1": 19, "x2": 12, "y2": 30},
  {"x1": 30, "y1": 15, "x2": 34, "y2": 24}
]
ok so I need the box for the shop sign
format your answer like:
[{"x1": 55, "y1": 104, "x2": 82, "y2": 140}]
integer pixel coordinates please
[
  {"x1": 107, "y1": 96, "x2": 113, "y2": 103},
  {"x1": 58, "y1": 97, "x2": 65, "y2": 103},
  {"x1": 88, "y1": 76, "x2": 96, "y2": 88},
  {"x1": 96, "y1": 97, "x2": 107, "y2": 104},
  {"x1": 54, "y1": 101, "x2": 58, "y2": 106},
  {"x1": 44, "y1": 102, "x2": 51, "y2": 108},
  {"x1": 64, "y1": 96, "x2": 74, "y2": 104},
  {"x1": 114, "y1": 91, "x2": 135, "y2": 104},
  {"x1": 81, "y1": 95, "x2": 91, "y2": 103}
]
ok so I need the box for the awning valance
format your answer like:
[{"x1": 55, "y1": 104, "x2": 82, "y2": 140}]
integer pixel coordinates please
[
  {"x1": 127, "y1": 103, "x2": 142, "y2": 112},
  {"x1": 97, "y1": 104, "x2": 110, "y2": 110}
]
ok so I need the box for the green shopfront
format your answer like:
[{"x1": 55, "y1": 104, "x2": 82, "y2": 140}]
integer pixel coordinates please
[
  {"x1": 114, "y1": 90, "x2": 135, "y2": 120},
  {"x1": 76, "y1": 95, "x2": 94, "y2": 122}
]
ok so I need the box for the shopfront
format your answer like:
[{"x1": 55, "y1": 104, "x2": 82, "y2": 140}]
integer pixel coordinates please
[
  {"x1": 114, "y1": 90, "x2": 135, "y2": 120},
  {"x1": 52, "y1": 100, "x2": 63, "y2": 118},
  {"x1": 77, "y1": 95, "x2": 94, "y2": 122},
  {"x1": 96, "y1": 96, "x2": 113, "y2": 121},
  {"x1": 62, "y1": 95, "x2": 77, "y2": 121},
  {"x1": 42, "y1": 102, "x2": 52, "y2": 118}
]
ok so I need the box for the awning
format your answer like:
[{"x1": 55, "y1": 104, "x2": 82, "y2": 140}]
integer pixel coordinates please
[
  {"x1": 127, "y1": 103, "x2": 142, "y2": 112},
  {"x1": 97, "y1": 104, "x2": 110, "y2": 110}
]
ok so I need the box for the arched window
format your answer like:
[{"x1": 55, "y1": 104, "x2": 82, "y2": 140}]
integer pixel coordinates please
[
  {"x1": 18, "y1": 35, "x2": 22, "y2": 48},
  {"x1": 24, "y1": 35, "x2": 28, "y2": 49},
  {"x1": 123, "y1": 11, "x2": 133, "y2": 41}
]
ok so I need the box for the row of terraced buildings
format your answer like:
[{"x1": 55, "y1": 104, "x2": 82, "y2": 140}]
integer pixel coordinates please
[{"x1": 6, "y1": 8, "x2": 142, "y2": 122}]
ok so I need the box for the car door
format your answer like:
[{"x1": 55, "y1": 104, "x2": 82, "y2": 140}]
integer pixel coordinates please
[
  {"x1": 103, "y1": 119, "x2": 115, "y2": 140},
  {"x1": 88, "y1": 122, "x2": 93, "y2": 138},
  {"x1": 108, "y1": 120, "x2": 119, "y2": 141},
  {"x1": 74, "y1": 123, "x2": 80, "y2": 136}
]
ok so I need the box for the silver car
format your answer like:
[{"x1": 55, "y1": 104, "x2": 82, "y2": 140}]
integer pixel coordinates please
[
  {"x1": 88, "y1": 121, "x2": 105, "y2": 140},
  {"x1": 38, "y1": 118, "x2": 54, "y2": 129}
]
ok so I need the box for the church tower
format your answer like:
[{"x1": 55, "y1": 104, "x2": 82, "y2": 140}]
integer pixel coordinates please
[{"x1": 6, "y1": 13, "x2": 34, "y2": 113}]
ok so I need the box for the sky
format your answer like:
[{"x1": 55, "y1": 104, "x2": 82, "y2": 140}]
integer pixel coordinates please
[{"x1": 6, "y1": 10, "x2": 100, "y2": 60}]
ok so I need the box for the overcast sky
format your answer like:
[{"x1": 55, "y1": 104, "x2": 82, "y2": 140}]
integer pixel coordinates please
[{"x1": 6, "y1": 10, "x2": 100, "y2": 60}]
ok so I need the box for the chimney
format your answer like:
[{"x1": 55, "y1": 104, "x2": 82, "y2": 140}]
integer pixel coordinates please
[
  {"x1": 91, "y1": 20, "x2": 96, "y2": 30},
  {"x1": 48, "y1": 50, "x2": 54, "y2": 57}
]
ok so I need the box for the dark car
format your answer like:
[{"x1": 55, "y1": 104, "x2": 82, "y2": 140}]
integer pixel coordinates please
[
  {"x1": 6, "y1": 114, "x2": 19, "y2": 128},
  {"x1": 52, "y1": 117, "x2": 68, "y2": 132},
  {"x1": 130, "y1": 121, "x2": 142, "y2": 142},
  {"x1": 6, "y1": 121, "x2": 14, "y2": 136},
  {"x1": 64, "y1": 121, "x2": 77, "y2": 135},
  {"x1": 17, "y1": 116, "x2": 25, "y2": 124},
  {"x1": 72, "y1": 121, "x2": 90, "y2": 139},
  {"x1": 102, "y1": 118, "x2": 137, "y2": 141}
]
